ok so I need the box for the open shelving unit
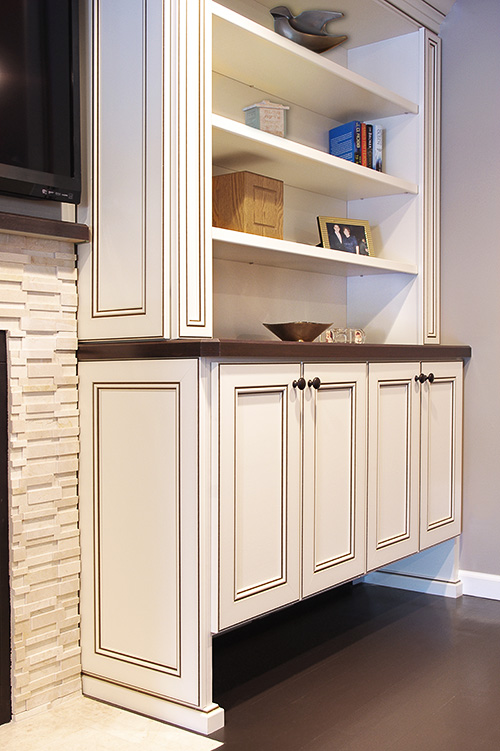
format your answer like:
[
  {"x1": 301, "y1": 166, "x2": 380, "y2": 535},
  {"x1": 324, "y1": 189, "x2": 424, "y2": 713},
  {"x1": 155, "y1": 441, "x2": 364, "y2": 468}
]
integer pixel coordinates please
[
  {"x1": 212, "y1": 3, "x2": 418, "y2": 121},
  {"x1": 212, "y1": 114, "x2": 418, "y2": 202},
  {"x1": 212, "y1": 227, "x2": 418, "y2": 277},
  {"x1": 211, "y1": 1, "x2": 421, "y2": 284}
]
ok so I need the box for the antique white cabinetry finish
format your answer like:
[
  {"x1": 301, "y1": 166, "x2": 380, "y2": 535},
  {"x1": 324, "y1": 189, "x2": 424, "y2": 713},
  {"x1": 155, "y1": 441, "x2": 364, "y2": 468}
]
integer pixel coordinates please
[
  {"x1": 367, "y1": 360, "x2": 463, "y2": 571},
  {"x1": 76, "y1": 0, "x2": 463, "y2": 737},
  {"x1": 78, "y1": 0, "x2": 211, "y2": 340},
  {"x1": 78, "y1": 0, "x2": 443, "y2": 346},
  {"x1": 216, "y1": 362, "x2": 367, "y2": 631},
  {"x1": 78, "y1": 358, "x2": 224, "y2": 734}
]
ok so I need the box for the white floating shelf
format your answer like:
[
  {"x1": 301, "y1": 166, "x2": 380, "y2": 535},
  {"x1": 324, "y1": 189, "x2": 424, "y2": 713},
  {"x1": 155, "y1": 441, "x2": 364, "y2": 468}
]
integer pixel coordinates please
[
  {"x1": 212, "y1": 2, "x2": 418, "y2": 122},
  {"x1": 212, "y1": 227, "x2": 418, "y2": 277},
  {"x1": 212, "y1": 115, "x2": 418, "y2": 201}
]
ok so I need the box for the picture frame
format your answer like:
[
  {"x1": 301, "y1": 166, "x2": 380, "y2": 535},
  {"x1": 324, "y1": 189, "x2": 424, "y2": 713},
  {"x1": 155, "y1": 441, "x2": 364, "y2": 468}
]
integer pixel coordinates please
[{"x1": 317, "y1": 216, "x2": 373, "y2": 256}]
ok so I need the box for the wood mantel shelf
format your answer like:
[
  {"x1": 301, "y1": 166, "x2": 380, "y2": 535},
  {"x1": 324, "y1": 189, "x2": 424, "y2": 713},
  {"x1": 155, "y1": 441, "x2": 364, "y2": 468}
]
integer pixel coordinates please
[
  {"x1": 77, "y1": 339, "x2": 472, "y2": 362},
  {"x1": 0, "y1": 211, "x2": 90, "y2": 244}
]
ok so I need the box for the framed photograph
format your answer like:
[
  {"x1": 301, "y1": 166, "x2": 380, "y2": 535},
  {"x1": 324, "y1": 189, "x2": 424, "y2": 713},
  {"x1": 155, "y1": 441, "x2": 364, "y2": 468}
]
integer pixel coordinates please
[{"x1": 317, "y1": 217, "x2": 373, "y2": 256}]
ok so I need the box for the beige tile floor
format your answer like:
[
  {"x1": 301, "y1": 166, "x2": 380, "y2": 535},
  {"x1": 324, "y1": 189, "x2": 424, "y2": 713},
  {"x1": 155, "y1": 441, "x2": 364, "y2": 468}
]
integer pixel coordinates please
[{"x1": 0, "y1": 695, "x2": 223, "y2": 751}]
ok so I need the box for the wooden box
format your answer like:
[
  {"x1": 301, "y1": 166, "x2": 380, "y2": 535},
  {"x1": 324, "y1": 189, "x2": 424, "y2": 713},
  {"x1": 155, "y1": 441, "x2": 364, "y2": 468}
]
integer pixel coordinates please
[{"x1": 212, "y1": 171, "x2": 284, "y2": 239}]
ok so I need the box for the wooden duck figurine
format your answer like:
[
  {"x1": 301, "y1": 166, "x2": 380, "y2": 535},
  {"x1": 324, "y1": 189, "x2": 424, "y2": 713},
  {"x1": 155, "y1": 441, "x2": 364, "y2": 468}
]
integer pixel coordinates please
[{"x1": 270, "y1": 6, "x2": 347, "y2": 53}]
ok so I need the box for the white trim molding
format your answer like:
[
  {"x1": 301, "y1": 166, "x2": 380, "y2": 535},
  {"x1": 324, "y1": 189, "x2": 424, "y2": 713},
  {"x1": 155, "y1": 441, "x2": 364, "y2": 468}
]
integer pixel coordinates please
[
  {"x1": 363, "y1": 570, "x2": 463, "y2": 598},
  {"x1": 459, "y1": 570, "x2": 500, "y2": 601}
]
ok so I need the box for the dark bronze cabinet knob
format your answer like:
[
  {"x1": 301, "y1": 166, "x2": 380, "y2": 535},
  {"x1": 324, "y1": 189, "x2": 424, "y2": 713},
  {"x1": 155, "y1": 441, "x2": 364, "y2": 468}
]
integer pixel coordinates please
[
  {"x1": 415, "y1": 373, "x2": 435, "y2": 384},
  {"x1": 308, "y1": 377, "x2": 321, "y2": 389},
  {"x1": 292, "y1": 377, "x2": 306, "y2": 390}
]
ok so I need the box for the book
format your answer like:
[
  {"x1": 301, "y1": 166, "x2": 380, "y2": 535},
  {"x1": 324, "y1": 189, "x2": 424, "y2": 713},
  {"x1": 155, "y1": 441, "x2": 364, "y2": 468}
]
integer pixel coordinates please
[
  {"x1": 361, "y1": 123, "x2": 367, "y2": 166},
  {"x1": 366, "y1": 124, "x2": 373, "y2": 169},
  {"x1": 329, "y1": 121, "x2": 383, "y2": 171},
  {"x1": 328, "y1": 121, "x2": 362, "y2": 164},
  {"x1": 372, "y1": 124, "x2": 383, "y2": 171}
]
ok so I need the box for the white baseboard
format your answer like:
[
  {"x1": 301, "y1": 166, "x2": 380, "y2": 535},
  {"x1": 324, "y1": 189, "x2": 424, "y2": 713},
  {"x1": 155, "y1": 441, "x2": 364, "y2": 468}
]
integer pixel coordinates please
[
  {"x1": 82, "y1": 675, "x2": 225, "y2": 735},
  {"x1": 459, "y1": 570, "x2": 500, "y2": 601},
  {"x1": 363, "y1": 570, "x2": 463, "y2": 598}
]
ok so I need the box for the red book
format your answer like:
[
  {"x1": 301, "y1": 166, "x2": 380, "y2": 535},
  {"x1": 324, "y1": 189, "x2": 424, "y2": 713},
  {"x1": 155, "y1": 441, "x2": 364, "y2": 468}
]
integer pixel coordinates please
[{"x1": 361, "y1": 123, "x2": 368, "y2": 167}]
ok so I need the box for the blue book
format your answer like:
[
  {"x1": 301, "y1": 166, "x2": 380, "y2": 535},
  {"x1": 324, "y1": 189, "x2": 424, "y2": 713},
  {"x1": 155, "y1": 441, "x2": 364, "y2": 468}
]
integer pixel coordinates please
[{"x1": 328, "y1": 121, "x2": 362, "y2": 164}]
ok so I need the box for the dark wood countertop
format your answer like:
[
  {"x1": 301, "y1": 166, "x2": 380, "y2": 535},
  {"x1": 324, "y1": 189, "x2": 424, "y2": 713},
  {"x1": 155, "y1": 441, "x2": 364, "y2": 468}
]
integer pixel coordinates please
[
  {"x1": 77, "y1": 338, "x2": 472, "y2": 362},
  {"x1": 0, "y1": 211, "x2": 90, "y2": 243}
]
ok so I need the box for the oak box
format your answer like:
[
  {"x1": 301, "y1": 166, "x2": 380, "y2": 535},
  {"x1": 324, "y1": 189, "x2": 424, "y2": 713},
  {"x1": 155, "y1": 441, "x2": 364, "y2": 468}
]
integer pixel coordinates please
[{"x1": 212, "y1": 171, "x2": 284, "y2": 239}]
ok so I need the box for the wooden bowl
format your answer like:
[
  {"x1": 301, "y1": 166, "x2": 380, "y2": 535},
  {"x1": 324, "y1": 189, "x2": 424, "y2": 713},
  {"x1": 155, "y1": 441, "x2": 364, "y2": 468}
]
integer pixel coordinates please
[{"x1": 263, "y1": 321, "x2": 332, "y2": 342}]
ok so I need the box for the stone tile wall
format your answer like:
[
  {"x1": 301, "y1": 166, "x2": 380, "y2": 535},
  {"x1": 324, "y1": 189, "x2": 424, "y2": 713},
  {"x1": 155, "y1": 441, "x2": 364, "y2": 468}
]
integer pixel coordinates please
[{"x1": 0, "y1": 231, "x2": 81, "y2": 716}]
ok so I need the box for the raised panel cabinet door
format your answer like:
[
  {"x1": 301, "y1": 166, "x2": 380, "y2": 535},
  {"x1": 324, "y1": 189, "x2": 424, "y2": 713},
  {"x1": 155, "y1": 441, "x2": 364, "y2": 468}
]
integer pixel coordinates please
[
  {"x1": 419, "y1": 361, "x2": 463, "y2": 549},
  {"x1": 79, "y1": 359, "x2": 201, "y2": 707},
  {"x1": 78, "y1": 0, "x2": 166, "y2": 340},
  {"x1": 367, "y1": 363, "x2": 420, "y2": 571},
  {"x1": 217, "y1": 364, "x2": 301, "y2": 630},
  {"x1": 302, "y1": 363, "x2": 367, "y2": 597}
]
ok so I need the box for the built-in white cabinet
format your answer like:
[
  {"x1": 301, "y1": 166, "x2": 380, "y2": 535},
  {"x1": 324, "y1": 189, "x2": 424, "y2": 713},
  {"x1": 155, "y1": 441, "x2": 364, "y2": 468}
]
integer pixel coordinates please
[
  {"x1": 77, "y1": 343, "x2": 467, "y2": 732},
  {"x1": 217, "y1": 356, "x2": 463, "y2": 630},
  {"x1": 367, "y1": 360, "x2": 463, "y2": 571},
  {"x1": 78, "y1": 0, "x2": 442, "y2": 346},
  {"x1": 76, "y1": 0, "x2": 465, "y2": 737},
  {"x1": 216, "y1": 361, "x2": 367, "y2": 630}
]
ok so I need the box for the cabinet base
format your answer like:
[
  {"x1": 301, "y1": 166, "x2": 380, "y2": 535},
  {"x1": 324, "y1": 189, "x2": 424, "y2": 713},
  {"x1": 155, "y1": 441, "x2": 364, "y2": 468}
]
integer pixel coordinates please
[
  {"x1": 363, "y1": 570, "x2": 463, "y2": 598},
  {"x1": 82, "y1": 675, "x2": 225, "y2": 736}
]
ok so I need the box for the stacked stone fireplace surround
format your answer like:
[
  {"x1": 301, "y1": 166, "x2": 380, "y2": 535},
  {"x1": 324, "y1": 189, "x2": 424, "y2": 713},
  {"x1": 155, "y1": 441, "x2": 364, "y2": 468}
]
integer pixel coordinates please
[{"x1": 0, "y1": 222, "x2": 82, "y2": 718}]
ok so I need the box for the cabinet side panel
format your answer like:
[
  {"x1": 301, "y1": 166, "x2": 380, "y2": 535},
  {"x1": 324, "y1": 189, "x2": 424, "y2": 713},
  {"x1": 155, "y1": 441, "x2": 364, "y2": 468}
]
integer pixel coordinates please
[
  {"x1": 96, "y1": 386, "x2": 180, "y2": 672},
  {"x1": 79, "y1": 360, "x2": 200, "y2": 707}
]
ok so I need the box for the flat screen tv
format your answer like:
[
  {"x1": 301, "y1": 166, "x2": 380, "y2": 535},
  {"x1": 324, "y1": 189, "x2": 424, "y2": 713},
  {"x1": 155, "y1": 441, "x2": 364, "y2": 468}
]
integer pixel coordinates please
[{"x1": 0, "y1": 0, "x2": 81, "y2": 204}]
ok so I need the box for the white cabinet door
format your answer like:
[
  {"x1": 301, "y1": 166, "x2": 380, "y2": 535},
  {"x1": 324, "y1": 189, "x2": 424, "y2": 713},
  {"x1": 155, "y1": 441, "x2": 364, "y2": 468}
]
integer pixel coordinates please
[
  {"x1": 419, "y1": 361, "x2": 463, "y2": 549},
  {"x1": 217, "y1": 364, "x2": 301, "y2": 630},
  {"x1": 79, "y1": 0, "x2": 212, "y2": 341},
  {"x1": 79, "y1": 0, "x2": 166, "y2": 340},
  {"x1": 302, "y1": 363, "x2": 367, "y2": 597},
  {"x1": 367, "y1": 362, "x2": 420, "y2": 570},
  {"x1": 79, "y1": 359, "x2": 202, "y2": 707}
]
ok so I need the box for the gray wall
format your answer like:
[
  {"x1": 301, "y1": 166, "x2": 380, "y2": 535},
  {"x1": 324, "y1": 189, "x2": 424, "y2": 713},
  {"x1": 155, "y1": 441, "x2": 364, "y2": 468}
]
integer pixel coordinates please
[{"x1": 440, "y1": 0, "x2": 500, "y2": 574}]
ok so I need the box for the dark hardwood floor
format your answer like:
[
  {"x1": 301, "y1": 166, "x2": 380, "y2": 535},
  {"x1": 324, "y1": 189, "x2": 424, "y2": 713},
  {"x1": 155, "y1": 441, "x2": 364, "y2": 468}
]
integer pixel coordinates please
[{"x1": 211, "y1": 583, "x2": 500, "y2": 750}]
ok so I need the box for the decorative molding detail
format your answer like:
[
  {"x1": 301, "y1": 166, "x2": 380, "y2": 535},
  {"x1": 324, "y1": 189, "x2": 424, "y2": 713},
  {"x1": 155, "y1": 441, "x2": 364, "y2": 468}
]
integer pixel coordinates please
[
  {"x1": 313, "y1": 383, "x2": 356, "y2": 572},
  {"x1": 82, "y1": 675, "x2": 225, "y2": 735},
  {"x1": 375, "y1": 380, "x2": 412, "y2": 549},
  {"x1": 174, "y1": 0, "x2": 212, "y2": 337},
  {"x1": 233, "y1": 386, "x2": 287, "y2": 600},
  {"x1": 363, "y1": 570, "x2": 463, "y2": 598},
  {"x1": 459, "y1": 570, "x2": 500, "y2": 602},
  {"x1": 92, "y1": 382, "x2": 182, "y2": 676},
  {"x1": 85, "y1": 0, "x2": 165, "y2": 337},
  {"x1": 423, "y1": 31, "x2": 441, "y2": 343},
  {"x1": 379, "y1": 0, "x2": 448, "y2": 34}
]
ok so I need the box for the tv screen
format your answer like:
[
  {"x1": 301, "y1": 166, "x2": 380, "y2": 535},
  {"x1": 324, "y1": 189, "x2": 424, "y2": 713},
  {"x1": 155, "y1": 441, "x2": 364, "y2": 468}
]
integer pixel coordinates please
[{"x1": 0, "y1": 0, "x2": 81, "y2": 204}]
